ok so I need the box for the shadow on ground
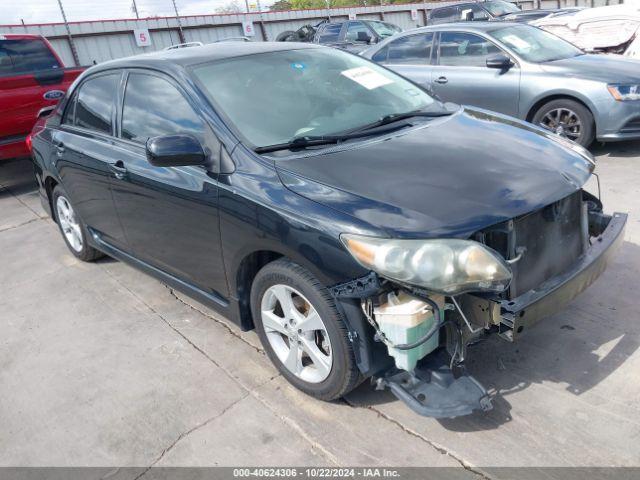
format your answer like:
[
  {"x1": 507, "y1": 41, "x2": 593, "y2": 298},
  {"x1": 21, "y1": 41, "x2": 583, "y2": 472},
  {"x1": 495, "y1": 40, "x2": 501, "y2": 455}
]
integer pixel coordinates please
[
  {"x1": 0, "y1": 157, "x2": 38, "y2": 196},
  {"x1": 590, "y1": 140, "x2": 640, "y2": 158}
]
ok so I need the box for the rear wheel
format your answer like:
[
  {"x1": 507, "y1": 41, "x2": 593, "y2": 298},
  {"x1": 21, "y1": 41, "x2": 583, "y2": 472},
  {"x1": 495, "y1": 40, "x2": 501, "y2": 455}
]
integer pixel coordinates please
[
  {"x1": 250, "y1": 258, "x2": 360, "y2": 400},
  {"x1": 532, "y1": 99, "x2": 595, "y2": 147},
  {"x1": 52, "y1": 186, "x2": 103, "y2": 262}
]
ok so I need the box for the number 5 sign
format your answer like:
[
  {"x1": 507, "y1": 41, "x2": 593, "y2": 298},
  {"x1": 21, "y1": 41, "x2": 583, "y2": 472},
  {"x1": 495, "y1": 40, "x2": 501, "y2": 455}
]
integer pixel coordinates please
[{"x1": 134, "y1": 29, "x2": 152, "y2": 47}]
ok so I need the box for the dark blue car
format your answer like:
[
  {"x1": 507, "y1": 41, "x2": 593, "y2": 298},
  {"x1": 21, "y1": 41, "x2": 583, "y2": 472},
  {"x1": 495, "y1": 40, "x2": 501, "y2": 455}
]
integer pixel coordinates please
[{"x1": 30, "y1": 42, "x2": 626, "y2": 418}]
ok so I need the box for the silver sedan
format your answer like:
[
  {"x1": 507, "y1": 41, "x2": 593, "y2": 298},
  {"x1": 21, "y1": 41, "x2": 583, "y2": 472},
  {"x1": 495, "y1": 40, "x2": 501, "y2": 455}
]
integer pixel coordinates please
[{"x1": 361, "y1": 22, "x2": 640, "y2": 146}]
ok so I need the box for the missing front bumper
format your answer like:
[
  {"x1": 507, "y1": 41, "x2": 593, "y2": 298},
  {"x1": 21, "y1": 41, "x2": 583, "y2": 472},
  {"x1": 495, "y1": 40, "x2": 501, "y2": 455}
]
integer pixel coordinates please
[
  {"x1": 498, "y1": 211, "x2": 627, "y2": 341},
  {"x1": 375, "y1": 350, "x2": 492, "y2": 418}
]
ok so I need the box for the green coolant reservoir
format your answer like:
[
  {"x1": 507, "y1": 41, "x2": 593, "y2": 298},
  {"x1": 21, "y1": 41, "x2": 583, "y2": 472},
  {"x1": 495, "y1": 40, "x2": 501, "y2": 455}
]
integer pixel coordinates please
[{"x1": 373, "y1": 291, "x2": 443, "y2": 372}]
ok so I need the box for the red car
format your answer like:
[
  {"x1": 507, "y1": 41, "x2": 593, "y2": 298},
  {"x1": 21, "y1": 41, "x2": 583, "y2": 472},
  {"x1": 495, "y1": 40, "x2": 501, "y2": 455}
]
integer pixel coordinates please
[{"x1": 0, "y1": 34, "x2": 84, "y2": 160}]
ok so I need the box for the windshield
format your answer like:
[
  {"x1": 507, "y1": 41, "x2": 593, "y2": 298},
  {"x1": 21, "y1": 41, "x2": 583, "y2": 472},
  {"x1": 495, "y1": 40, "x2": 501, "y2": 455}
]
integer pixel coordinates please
[
  {"x1": 193, "y1": 47, "x2": 437, "y2": 149},
  {"x1": 368, "y1": 21, "x2": 402, "y2": 38},
  {"x1": 492, "y1": 25, "x2": 583, "y2": 63},
  {"x1": 482, "y1": 0, "x2": 520, "y2": 16}
]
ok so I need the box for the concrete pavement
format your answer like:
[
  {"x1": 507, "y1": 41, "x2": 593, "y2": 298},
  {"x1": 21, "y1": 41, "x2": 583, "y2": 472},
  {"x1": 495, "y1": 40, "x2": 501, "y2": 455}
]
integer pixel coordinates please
[{"x1": 1, "y1": 142, "x2": 639, "y2": 476}]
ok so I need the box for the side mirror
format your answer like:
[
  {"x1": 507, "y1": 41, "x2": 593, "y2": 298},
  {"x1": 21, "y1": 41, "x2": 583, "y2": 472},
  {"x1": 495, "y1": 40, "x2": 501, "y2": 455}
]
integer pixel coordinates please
[
  {"x1": 486, "y1": 53, "x2": 513, "y2": 70},
  {"x1": 146, "y1": 134, "x2": 206, "y2": 167},
  {"x1": 356, "y1": 31, "x2": 372, "y2": 43},
  {"x1": 461, "y1": 9, "x2": 474, "y2": 21}
]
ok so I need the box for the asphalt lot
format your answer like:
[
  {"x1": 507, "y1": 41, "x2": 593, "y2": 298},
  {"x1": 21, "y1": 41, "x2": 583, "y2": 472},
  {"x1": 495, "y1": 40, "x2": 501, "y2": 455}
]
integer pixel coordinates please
[{"x1": 1, "y1": 141, "x2": 640, "y2": 476}]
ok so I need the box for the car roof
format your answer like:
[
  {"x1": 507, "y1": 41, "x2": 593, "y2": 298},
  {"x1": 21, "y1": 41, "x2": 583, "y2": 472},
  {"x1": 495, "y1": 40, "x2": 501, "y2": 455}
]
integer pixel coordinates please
[
  {"x1": 88, "y1": 41, "x2": 323, "y2": 75},
  {"x1": 0, "y1": 33, "x2": 44, "y2": 40},
  {"x1": 405, "y1": 21, "x2": 525, "y2": 34},
  {"x1": 431, "y1": 0, "x2": 495, "y2": 9},
  {"x1": 431, "y1": 2, "x2": 475, "y2": 9}
]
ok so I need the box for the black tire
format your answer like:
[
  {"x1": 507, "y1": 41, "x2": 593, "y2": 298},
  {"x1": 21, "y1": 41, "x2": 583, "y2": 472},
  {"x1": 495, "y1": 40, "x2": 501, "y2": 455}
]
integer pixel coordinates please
[
  {"x1": 250, "y1": 258, "x2": 360, "y2": 401},
  {"x1": 276, "y1": 30, "x2": 296, "y2": 42},
  {"x1": 52, "y1": 186, "x2": 103, "y2": 262},
  {"x1": 532, "y1": 98, "x2": 595, "y2": 147}
]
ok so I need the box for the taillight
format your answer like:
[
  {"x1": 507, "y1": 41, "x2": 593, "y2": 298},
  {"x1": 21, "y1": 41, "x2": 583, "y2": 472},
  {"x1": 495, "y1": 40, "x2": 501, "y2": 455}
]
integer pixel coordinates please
[{"x1": 25, "y1": 134, "x2": 33, "y2": 153}]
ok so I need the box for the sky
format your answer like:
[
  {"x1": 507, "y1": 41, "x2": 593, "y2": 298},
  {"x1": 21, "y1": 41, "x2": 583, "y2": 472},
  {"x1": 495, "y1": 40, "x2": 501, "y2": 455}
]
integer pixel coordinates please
[{"x1": 0, "y1": 0, "x2": 274, "y2": 25}]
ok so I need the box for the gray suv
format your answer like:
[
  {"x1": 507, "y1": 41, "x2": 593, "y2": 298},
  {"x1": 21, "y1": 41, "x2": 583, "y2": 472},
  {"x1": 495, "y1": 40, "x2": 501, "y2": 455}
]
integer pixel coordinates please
[{"x1": 362, "y1": 22, "x2": 640, "y2": 146}]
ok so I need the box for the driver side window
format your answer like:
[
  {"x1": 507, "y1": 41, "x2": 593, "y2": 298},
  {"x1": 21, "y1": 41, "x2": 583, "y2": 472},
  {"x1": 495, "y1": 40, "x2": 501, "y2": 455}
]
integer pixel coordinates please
[
  {"x1": 120, "y1": 73, "x2": 206, "y2": 144},
  {"x1": 465, "y1": 5, "x2": 490, "y2": 20},
  {"x1": 345, "y1": 22, "x2": 371, "y2": 42},
  {"x1": 438, "y1": 32, "x2": 501, "y2": 67}
]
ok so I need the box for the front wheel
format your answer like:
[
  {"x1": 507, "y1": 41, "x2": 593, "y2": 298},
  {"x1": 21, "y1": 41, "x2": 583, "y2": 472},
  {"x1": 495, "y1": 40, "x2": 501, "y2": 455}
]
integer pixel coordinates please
[
  {"x1": 532, "y1": 99, "x2": 595, "y2": 147},
  {"x1": 250, "y1": 258, "x2": 360, "y2": 400}
]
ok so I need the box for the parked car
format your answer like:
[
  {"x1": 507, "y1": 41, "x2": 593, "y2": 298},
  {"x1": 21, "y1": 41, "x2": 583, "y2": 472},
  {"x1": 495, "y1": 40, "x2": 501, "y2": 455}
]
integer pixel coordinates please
[
  {"x1": 533, "y1": 4, "x2": 640, "y2": 57},
  {"x1": 429, "y1": 0, "x2": 579, "y2": 25},
  {"x1": 429, "y1": 0, "x2": 519, "y2": 24},
  {"x1": 502, "y1": 7, "x2": 583, "y2": 23},
  {"x1": 363, "y1": 22, "x2": 640, "y2": 146},
  {"x1": 30, "y1": 42, "x2": 625, "y2": 418},
  {"x1": 276, "y1": 20, "x2": 327, "y2": 42},
  {"x1": 0, "y1": 34, "x2": 84, "y2": 160},
  {"x1": 278, "y1": 19, "x2": 402, "y2": 53}
]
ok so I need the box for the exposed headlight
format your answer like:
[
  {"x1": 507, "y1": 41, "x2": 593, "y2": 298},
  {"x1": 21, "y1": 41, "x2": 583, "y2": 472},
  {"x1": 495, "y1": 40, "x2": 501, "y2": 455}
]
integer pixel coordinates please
[
  {"x1": 607, "y1": 84, "x2": 640, "y2": 101},
  {"x1": 341, "y1": 234, "x2": 512, "y2": 295}
]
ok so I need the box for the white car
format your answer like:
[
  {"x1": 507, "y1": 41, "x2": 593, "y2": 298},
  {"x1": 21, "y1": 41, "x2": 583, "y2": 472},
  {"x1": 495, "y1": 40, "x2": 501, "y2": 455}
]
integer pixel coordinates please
[{"x1": 533, "y1": 4, "x2": 640, "y2": 58}]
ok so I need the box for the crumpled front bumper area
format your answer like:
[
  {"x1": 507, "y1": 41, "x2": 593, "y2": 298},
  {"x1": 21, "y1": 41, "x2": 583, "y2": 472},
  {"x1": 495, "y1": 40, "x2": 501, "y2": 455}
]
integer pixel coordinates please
[
  {"x1": 376, "y1": 350, "x2": 492, "y2": 419},
  {"x1": 498, "y1": 211, "x2": 627, "y2": 341}
]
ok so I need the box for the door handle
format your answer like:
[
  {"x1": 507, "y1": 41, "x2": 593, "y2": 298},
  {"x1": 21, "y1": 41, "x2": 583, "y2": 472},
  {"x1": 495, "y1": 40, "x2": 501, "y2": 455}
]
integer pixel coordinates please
[
  {"x1": 435, "y1": 76, "x2": 448, "y2": 84},
  {"x1": 54, "y1": 142, "x2": 65, "y2": 156},
  {"x1": 109, "y1": 160, "x2": 128, "y2": 180}
]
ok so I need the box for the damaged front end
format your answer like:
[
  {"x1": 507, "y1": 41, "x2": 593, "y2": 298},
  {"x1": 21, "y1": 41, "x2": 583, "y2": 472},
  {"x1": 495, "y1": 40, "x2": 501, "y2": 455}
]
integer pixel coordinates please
[{"x1": 331, "y1": 190, "x2": 626, "y2": 419}]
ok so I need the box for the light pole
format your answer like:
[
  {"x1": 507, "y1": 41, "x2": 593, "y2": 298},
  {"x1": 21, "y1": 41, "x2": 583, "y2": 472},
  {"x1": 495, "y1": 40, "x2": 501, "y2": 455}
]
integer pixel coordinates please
[
  {"x1": 56, "y1": 0, "x2": 80, "y2": 66},
  {"x1": 170, "y1": 0, "x2": 186, "y2": 43},
  {"x1": 131, "y1": 0, "x2": 140, "y2": 19}
]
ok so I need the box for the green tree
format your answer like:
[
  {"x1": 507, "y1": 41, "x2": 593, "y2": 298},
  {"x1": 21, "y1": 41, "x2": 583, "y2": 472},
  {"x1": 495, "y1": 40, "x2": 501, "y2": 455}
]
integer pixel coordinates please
[{"x1": 270, "y1": 0, "x2": 293, "y2": 10}]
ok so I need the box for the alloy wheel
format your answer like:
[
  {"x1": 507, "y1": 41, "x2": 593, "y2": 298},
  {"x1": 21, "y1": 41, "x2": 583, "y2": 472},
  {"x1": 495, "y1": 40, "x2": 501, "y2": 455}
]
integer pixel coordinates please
[
  {"x1": 539, "y1": 107, "x2": 581, "y2": 140},
  {"x1": 260, "y1": 284, "x2": 333, "y2": 383},
  {"x1": 56, "y1": 195, "x2": 83, "y2": 252}
]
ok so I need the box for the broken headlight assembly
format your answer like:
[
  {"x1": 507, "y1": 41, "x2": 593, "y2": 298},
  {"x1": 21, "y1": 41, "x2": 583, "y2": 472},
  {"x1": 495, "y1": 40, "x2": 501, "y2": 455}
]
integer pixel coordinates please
[{"x1": 341, "y1": 234, "x2": 512, "y2": 295}]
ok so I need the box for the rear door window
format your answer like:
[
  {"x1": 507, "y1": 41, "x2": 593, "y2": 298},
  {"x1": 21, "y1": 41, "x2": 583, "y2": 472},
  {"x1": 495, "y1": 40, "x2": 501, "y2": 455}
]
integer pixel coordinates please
[
  {"x1": 430, "y1": 6, "x2": 459, "y2": 23},
  {"x1": 386, "y1": 33, "x2": 434, "y2": 64},
  {"x1": 0, "y1": 38, "x2": 61, "y2": 76},
  {"x1": 438, "y1": 32, "x2": 501, "y2": 67},
  {"x1": 73, "y1": 74, "x2": 119, "y2": 135},
  {"x1": 120, "y1": 73, "x2": 206, "y2": 144},
  {"x1": 316, "y1": 23, "x2": 343, "y2": 44}
]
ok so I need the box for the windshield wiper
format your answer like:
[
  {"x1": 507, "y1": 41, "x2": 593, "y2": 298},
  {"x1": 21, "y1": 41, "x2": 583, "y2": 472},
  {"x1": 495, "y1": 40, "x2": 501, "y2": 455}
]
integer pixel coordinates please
[
  {"x1": 254, "y1": 121, "x2": 416, "y2": 153},
  {"x1": 255, "y1": 135, "x2": 344, "y2": 153},
  {"x1": 254, "y1": 109, "x2": 453, "y2": 154},
  {"x1": 351, "y1": 109, "x2": 454, "y2": 133}
]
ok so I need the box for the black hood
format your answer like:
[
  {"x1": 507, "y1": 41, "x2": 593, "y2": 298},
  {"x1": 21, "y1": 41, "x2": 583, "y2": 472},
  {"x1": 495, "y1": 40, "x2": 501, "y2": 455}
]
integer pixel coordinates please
[{"x1": 274, "y1": 108, "x2": 593, "y2": 239}]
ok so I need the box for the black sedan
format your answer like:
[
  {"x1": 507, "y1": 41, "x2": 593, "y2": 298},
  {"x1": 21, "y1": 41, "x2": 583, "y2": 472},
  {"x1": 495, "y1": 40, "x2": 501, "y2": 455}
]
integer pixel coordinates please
[{"x1": 30, "y1": 42, "x2": 626, "y2": 418}]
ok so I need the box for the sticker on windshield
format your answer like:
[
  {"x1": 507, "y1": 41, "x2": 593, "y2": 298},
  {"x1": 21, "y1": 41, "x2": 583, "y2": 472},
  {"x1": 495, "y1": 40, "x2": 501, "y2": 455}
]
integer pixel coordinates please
[{"x1": 341, "y1": 66, "x2": 393, "y2": 90}]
